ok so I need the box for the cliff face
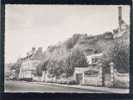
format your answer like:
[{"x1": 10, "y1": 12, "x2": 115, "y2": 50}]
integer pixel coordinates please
[
  {"x1": 74, "y1": 32, "x2": 114, "y2": 55},
  {"x1": 34, "y1": 23, "x2": 129, "y2": 64}
]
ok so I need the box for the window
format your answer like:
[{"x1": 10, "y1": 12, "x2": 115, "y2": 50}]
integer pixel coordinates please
[
  {"x1": 84, "y1": 70, "x2": 99, "y2": 77},
  {"x1": 92, "y1": 58, "x2": 98, "y2": 64}
]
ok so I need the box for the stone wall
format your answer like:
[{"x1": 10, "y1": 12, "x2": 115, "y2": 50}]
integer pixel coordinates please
[
  {"x1": 113, "y1": 70, "x2": 129, "y2": 88},
  {"x1": 83, "y1": 67, "x2": 102, "y2": 86}
]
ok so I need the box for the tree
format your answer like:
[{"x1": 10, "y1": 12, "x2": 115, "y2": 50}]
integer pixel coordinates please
[
  {"x1": 10, "y1": 59, "x2": 22, "y2": 79},
  {"x1": 65, "y1": 34, "x2": 81, "y2": 49},
  {"x1": 35, "y1": 59, "x2": 49, "y2": 76},
  {"x1": 64, "y1": 54, "x2": 74, "y2": 77},
  {"x1": 111, "y1": 40, "x2": 129, "y2": 73},
  {"x1": 71, "y1": 48, "x2": 88, "y2": 67},
  {"x1": 102, "y1": 39, "x2": 129, "y2": 73}
]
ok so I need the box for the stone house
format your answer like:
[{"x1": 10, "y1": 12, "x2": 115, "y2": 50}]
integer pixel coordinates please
[
  {"x1": 74, "y1": 53, "x2": 103, "y2": 86},
  {"x1": 18, "y1": 58, "x2": 40, "y2": 81},
  {"x1": 18, "y1": 47, "x2": 42, "y2": 81}
]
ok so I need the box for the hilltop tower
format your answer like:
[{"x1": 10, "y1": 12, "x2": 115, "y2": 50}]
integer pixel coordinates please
[
  {"x1": 118, "y1": 6, "x2": 122, "y2": 31},
  {"x1": 113, "y1": 6, "x2": 128, "y2": 38}
]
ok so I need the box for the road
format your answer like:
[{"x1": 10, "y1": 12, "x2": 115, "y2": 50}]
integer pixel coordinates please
[{"x1": 5, "y1": 80, "x2": 106, "y2": 93}]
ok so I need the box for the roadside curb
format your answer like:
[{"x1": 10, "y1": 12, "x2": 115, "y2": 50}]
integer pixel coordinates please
[{"x1": 33, "y1": 82, "x2": 129, "y2": 93}]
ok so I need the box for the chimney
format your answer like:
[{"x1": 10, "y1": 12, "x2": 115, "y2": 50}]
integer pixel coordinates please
[{"x1": 118, "y1": 6, "x2": 122, "y2": 31}]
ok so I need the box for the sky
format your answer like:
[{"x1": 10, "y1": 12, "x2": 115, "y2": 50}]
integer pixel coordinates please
[{"x1": 5, "y1": 5, "x2": 130, "y2": 63}]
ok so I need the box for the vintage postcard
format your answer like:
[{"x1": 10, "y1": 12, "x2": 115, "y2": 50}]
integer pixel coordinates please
[{"x1": 4, "y1": 5, "x2": 130, "y2": 93}]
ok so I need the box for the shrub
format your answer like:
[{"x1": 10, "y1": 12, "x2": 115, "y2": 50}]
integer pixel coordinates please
[{"x1": 114, "y1": 79, "x2": 129, "y2": 89}]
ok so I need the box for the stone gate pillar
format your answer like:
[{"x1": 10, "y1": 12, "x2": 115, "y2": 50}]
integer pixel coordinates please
[
  {"x1": 99, "y1": 63, "x2": 103, "y2": 86},
  {"x1": 109, "y1": 62, "x2": 114, "y2": 87},
  {"x1": 41, "y1": 71, "x2": 46, "y2": 82},
  {"x1": 82, "y1": 72, "x2": 85, "y2": 85}
]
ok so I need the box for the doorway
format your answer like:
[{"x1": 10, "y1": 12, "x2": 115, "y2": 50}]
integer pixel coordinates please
[{"x1": 76, "y1": 73, "x2": 83, "y2": 84}]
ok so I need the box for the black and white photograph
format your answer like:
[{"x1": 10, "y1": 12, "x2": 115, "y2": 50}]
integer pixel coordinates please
[{"x1": 4, "y1": 5, "x2": 130, "y2": 93}]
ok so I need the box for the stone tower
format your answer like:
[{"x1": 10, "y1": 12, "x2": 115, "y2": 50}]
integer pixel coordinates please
[{"x1": 118, "y1": 6, "x2": 122, "y2": 31}]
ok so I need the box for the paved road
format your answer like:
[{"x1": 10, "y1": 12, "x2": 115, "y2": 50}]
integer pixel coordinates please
[{"x1": 5, "y1": 80, "x2": 106, "y2": 93}]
